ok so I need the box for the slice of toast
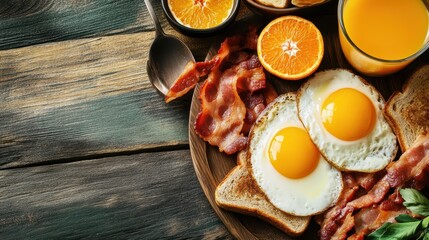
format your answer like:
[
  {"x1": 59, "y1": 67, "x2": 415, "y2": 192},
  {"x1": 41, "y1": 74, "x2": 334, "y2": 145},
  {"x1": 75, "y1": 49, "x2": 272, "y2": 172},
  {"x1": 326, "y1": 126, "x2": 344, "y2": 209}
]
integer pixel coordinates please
[
  {"x1": 254, "y1": 0, "x2": 291, "y2": 8},
  {"x1": 215, "y1": 151, "x2": 311, "y2": 236},
  {"x1": 384, "y1": 64, "x2": 429, "y2": 152}
]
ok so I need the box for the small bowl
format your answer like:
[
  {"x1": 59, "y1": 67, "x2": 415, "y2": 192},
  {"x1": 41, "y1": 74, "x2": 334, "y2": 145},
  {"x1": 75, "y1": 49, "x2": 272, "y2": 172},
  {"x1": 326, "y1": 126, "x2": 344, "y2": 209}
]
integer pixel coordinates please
[
  {"x1": 161, "y1": 0, "x2": 240, "y2": 37},
  {"x1": 243, "y1": 0, "x2": 334, "y2": 19}
]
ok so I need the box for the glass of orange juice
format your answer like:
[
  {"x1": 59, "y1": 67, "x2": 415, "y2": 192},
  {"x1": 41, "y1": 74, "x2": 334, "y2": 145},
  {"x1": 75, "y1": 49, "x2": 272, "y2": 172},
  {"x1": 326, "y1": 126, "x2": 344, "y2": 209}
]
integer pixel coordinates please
[{"x1": 338, "y1": 0, "x2": 429, "y2": 77}]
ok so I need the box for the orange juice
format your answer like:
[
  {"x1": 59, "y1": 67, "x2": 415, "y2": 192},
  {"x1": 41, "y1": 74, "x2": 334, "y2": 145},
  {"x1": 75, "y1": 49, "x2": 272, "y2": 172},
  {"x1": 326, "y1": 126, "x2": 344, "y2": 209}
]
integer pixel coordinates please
[{"x1": 339, "y1": 0, "x2": 429, "y2": 76}]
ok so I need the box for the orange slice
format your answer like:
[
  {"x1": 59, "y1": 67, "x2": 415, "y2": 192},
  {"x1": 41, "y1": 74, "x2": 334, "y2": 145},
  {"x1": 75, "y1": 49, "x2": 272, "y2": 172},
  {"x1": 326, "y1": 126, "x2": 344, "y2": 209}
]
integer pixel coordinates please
[
  {"x1": 167, "y1": 0, "x2": 234, "y2": 29},
  {"x1": 257, "y1": 16, "x2": 324, "y2": 80}
]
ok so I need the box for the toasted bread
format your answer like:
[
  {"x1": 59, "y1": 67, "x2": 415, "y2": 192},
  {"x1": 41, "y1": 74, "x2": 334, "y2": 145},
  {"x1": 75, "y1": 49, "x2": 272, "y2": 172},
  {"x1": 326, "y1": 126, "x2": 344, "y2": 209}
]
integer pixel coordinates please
[
  {"x1": 215, "y1": 151, "x2": 311, "y2": 236},
  {"x1": 384, "y1": 64, "x2": 429, "y2": 152},
  {"x1": 254, "y1": 0, "x2": 291, "y2": 8},
  {"x1": 291, "y1": 0, "x2": 326, "y2": 7}
]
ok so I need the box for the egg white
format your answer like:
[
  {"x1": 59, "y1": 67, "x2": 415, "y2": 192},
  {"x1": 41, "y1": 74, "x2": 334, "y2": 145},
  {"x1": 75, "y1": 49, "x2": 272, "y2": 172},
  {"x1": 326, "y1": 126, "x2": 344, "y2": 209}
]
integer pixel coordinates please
[
  {"x1": 249, "y1": 93, "x2": 343, "y2": 216},
  {"x1": 297, "y1": 69, "x2": 398, "y2": 172}
]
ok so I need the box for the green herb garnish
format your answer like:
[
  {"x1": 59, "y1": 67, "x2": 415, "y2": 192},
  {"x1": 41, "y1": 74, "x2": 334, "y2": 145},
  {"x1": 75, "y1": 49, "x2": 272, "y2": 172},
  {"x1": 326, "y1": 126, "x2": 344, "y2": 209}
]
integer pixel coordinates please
[{"x1": 367, "y1": 188, "x2": 429, "y2": 240}]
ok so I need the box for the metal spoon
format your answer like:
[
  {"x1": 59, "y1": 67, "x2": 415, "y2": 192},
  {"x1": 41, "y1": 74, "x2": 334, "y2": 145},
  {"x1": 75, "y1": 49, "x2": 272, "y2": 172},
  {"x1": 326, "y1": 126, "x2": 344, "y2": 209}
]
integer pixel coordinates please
[{"x1": 144, "y1": 0, "x2": 195, "y2": 96}]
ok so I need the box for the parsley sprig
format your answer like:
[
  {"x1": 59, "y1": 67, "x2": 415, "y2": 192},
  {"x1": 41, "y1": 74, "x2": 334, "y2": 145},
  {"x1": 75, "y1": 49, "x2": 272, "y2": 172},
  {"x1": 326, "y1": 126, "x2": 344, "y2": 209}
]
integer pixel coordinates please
[{"x1": 367, "y1": 188, "x2": 429, "y2": 240}]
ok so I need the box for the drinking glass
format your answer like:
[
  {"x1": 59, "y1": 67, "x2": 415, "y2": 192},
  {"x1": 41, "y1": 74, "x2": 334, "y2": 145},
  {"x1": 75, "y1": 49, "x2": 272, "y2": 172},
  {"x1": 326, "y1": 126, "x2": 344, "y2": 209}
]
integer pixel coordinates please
[{"x1": 338, "y1": 0, "x2": 429, "y2": 77}]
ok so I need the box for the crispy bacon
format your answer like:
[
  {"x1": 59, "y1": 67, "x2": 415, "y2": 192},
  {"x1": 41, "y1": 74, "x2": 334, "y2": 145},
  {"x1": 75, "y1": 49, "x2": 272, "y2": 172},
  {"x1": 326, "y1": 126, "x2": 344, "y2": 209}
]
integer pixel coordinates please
[
  {"x1": 318, "y1": 133, "x2": 429, "y2": 240},
  {"x1": 347, "y1": 179, "x2": 390, "y2": 209},
  {"x1": 196, "y1": 65, "x2": 248, "y2": 154},
  {"x1": 241, "y1": 81, "x2": 277, "y2": 136},
  {"x1": 332, "y1": 212, "x2": 354, "y2": 240},
  {"x1": 166, "y1": 26, "x2": 259, "y2": 104},
  {"x1": 166, "y1": 27, "x2": 276, "y2": 154},
  {"x1": 241, "y1": 92, "x2": 265, "y2": 136},
  {"x1": 165, "y1": 59, "x2": 217, "y2": 103},
  {"x1": 194, "y1": 28, "x2": 276, "y2": 154}
]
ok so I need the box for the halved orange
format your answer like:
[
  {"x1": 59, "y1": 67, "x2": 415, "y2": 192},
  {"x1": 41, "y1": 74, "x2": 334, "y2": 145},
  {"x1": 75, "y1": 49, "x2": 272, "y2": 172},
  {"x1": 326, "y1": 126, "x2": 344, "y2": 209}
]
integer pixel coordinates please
[
  {"x1": 257, "y1": 16, "x2": 324, "y2": 80},
  {"x1": 167, "y1": 0, "x2": 234, "y2": 29}
]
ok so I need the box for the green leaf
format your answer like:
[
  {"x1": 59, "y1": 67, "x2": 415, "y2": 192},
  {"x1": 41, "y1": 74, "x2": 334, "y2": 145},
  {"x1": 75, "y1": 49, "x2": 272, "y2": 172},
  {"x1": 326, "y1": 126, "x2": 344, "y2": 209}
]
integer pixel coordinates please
[
  {"x1": 423, "y1": 216, "x2": 429, "y2": 228},
  {"x1": 367, "y1": 221, "x2": 422, "y2": 240},
  {"x1": 369, "y1": 189, "x2": 429, "y2": 239},
  {"x1": 396, "y1": 214, "x2": 420, "y2": 223},
  {"x1": 400, "y1": 188, "x2": 429, "y2": 216}
]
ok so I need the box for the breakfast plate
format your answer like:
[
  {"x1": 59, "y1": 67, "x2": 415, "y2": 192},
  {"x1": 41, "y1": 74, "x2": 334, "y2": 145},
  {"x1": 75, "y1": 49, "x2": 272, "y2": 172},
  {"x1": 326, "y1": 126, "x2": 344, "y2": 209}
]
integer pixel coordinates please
[{"x1": 188, "y1": 14, "x2": 425, "y2": 239}]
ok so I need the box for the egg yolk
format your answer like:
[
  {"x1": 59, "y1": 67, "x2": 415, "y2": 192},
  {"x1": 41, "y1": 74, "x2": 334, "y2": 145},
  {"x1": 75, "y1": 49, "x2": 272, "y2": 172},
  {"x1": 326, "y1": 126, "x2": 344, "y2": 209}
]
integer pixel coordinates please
[
  {"x1": 321, "y1": 88, "x2": 376, "y2": 141},
  {"x1": 268, "y1": 127, "x2": 320, "y2": 179}
]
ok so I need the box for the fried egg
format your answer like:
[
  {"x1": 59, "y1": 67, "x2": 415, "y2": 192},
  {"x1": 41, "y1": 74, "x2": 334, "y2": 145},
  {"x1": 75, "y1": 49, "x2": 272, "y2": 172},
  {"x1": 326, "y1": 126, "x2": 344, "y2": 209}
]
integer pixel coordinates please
[
  {"x1": 249, "y1": 93, "x2": 343, "y2": 216},
  {"x1": 297, "y1": 69, "x2": 398, "y2": 172}
]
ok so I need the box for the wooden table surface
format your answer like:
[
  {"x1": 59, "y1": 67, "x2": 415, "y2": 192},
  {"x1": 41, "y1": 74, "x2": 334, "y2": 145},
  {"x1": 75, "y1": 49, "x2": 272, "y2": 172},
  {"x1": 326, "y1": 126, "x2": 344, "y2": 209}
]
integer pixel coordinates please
[{"x1": 0, "y1": 0, "x2": 427, "y2": 239}]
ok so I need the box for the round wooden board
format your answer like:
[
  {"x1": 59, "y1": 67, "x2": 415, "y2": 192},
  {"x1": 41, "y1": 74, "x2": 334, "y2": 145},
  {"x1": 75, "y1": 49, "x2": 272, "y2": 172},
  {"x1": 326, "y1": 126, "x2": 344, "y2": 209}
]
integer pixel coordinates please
[
  {"x1": 188, "y1": 35, "x2": 307, "y2": 240},
  {"x1": 188, "y1": 14, "x2": 427, "y2": 240},
  {"x1": 189, "y1": 81, "x2": 308, "y2": 240},
  {"x1": 190, "y1": 75, "x2": 327, "y2": 239}
]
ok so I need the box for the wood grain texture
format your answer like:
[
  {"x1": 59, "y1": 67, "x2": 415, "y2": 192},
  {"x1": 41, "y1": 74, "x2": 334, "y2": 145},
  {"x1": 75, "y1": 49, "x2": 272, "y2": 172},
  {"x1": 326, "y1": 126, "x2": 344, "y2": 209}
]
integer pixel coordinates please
[
  {"x1": 189, "y1": 14, "x2": 429, "y2": 240},
  {"x1": 0, "y1": 0, "x2": 149, "y2": 49},
  {"x1": 0, "y1": 31, "x2": 193, "y2": 168},
  {"x1": 0, "y1": 150, "x2": 232, "y2": 240},
  {"x1": 0, "y1": 0, "x2": 249, "y2": 60}
]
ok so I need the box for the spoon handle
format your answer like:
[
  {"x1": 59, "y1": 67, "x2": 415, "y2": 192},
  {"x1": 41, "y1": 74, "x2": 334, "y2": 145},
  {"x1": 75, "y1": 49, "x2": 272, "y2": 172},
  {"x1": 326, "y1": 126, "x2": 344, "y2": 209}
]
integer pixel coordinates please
[{"x1": 143, "y1": 0, "x2": 164, "y2": 36}]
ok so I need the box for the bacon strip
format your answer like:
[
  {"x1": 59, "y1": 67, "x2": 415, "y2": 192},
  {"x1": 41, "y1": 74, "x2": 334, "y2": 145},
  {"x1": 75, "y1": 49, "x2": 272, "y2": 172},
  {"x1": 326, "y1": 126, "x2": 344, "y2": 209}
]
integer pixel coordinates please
[
  {"x1": 196, "y1": 56, "x2": 266, "y2": 154},
  {"x1": 165, "y1": 59, "x2": 217, "y2": 103},
  {"x1": 194, "y1": 28, "x2": 277, "y2": 154},
  {"x1": 318, "y1": 133, "x2": 429, "y2": 240},
  {"x1": 165, "y1": 26, "x2": 260, "y2": 103},
  {"x1": 166, "y1": 27, "x2": 277, "y2": 154}
]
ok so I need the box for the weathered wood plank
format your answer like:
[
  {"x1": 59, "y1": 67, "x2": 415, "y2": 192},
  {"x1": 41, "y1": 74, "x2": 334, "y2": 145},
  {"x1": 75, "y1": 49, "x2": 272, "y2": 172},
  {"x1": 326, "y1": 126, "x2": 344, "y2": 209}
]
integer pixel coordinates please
[
  {"x1": 0, "y1": 0, "x2": 252, "y2": 60},
  {"x1": 0, "y1": 0, "x2": 152, "y2": 50},
  {"x1": 0, "y1": 32, "x2": 191, "y2": 168},
  {"x1": 0, "y1": 150, "x2": 232, "y2": 240}
]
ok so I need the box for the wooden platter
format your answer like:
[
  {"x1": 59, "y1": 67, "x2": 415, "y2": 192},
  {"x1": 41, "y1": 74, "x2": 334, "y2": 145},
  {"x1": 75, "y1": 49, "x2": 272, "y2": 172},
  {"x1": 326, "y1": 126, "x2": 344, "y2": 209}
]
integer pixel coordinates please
[{"x1": 189, "y1": 14, "x2": 428, "y2": 240}]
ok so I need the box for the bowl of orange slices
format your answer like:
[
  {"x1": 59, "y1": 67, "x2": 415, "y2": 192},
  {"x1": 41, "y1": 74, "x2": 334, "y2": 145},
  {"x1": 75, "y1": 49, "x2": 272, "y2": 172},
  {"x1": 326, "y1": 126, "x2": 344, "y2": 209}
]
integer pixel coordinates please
[{"x1": 162, "y1": 0, "x2": 240, "y2": 37}]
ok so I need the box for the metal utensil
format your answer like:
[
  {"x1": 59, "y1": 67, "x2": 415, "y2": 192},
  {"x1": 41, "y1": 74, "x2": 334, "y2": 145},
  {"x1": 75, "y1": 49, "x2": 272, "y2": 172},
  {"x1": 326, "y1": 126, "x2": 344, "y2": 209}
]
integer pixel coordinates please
[{"x1": 144, "y1": 0, "x2": 195, "y2": 97}]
